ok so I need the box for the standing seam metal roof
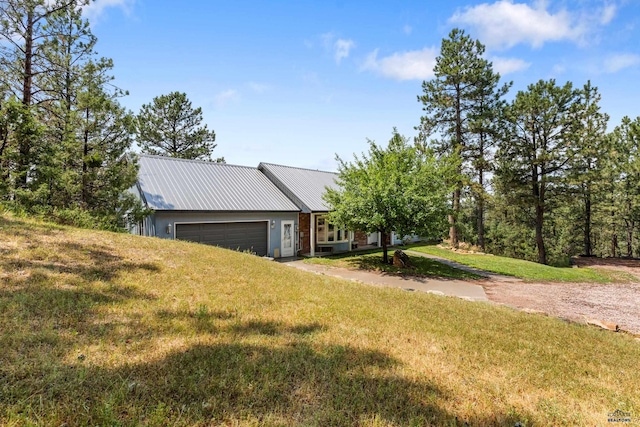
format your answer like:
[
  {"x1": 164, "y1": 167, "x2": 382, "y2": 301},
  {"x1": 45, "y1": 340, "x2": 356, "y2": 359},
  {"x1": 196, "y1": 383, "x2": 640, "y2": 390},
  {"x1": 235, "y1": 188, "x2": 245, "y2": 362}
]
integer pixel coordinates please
[
  {"x1": 258, "y1": 162, "x2": 339, "y2": 212},
  {"x1": 137, "y1": 155, "x2": 300, "y2": 212}
]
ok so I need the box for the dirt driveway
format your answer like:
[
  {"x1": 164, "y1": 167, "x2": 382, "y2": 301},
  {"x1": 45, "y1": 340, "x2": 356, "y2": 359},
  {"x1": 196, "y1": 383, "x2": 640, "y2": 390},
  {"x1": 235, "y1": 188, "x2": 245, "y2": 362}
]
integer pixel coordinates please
[{"x1": 481, "y1": 258, "x2": 640, "y2": 336}]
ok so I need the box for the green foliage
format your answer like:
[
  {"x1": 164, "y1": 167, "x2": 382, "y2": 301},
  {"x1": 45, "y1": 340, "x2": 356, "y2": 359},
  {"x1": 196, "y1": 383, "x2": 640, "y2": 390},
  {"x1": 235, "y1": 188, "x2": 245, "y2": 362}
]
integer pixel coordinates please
[
  {"x1": 417, "y1": 28, "x2": 510, "y2": 249},
  {"x1": 0, "y1": 2, "x2": 139, "y2": 231},
  {"x1": 564, "y1": 81, "x2": 610, "y2": 256},
  {"x1": 324, "y1": 129, "x2": 451, "y2": 263},
  {"x1": 136, "y1": 91, "x2": 222, "y2": 161},
  {"x1": 494, "y1": 79, "x2": 578, "y2": 264},
  {"x1": 0, "y1": 98, "x2": 42, "y2": 197},
  {"x1": 597, "y1": 116, "x2": 640, "y2": 257}
]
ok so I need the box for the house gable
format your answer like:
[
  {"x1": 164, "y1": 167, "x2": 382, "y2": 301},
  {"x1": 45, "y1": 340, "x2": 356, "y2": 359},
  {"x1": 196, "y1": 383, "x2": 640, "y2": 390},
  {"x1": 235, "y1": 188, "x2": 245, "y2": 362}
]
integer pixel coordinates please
[{"x1": 258, "y1": 162, "x2": 339, "y2": 213}]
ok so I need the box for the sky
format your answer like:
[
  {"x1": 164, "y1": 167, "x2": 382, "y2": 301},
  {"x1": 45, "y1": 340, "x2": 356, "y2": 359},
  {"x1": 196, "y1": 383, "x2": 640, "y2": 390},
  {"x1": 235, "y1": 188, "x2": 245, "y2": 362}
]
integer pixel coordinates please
[{"x1": 83, "y1": 0, "x2": 640, "y2": 171}]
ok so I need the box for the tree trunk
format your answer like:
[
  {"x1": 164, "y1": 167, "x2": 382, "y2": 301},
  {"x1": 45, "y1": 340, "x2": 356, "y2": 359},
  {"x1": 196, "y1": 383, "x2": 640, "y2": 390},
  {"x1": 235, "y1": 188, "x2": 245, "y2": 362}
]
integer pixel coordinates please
[
  {"x1": 535, "y1": 202, "x2": 547, "y2": 264},
  {"x1": 584, "y1": 192, "x2": 592, "y2": 256},
  {"x1": 477, "y1": 157, "x2": 485, "y2": 250},
  {"x1": 449, "y1": 189, "x2": 459, "y2": 248},
  {"x1": 532, "y1": 158, "x2": 546, "y2": 264},
  {"x1": 82, "y1": 107, "x2": 90, "y2": 207},
  {"x1": 627, "y1": 220, "x2": 634, "y2": 258},
  {"x1": 381, "y1": 230, "x2": 389, "y2": 264},
  {"x1": 611, "y1": 210, "x2": 617, "y2": 257},
  {"x1": 477, "y1": 196, "x2": 485, "y2": 250},
  {"x1": 16, "y1": 8, "x2": 35, "y2": 189},
  {"x1": 450, "y1": 83, "x2": 462, "y2": 249}
]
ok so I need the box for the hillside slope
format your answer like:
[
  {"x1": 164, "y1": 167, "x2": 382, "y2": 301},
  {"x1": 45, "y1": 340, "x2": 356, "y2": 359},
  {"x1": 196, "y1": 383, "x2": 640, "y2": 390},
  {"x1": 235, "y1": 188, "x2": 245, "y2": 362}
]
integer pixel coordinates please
[{"x1": 0, "y1": 215, "x2": 638, "y2": 426}]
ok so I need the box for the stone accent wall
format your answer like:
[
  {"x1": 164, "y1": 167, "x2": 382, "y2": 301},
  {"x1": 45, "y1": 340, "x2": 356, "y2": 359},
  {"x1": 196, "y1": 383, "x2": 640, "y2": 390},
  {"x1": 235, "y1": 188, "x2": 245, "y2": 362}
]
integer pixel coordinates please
[{"x1": 298, "y1": 213, "x2": 311, "y2": 255}]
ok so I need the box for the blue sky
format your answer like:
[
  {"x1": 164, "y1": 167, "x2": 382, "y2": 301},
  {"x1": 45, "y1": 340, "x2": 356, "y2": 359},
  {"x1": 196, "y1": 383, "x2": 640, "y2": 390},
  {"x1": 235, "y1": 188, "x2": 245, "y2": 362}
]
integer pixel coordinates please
[{"x1": 83, "y1": 0, "x2": 640, "y2": 171}]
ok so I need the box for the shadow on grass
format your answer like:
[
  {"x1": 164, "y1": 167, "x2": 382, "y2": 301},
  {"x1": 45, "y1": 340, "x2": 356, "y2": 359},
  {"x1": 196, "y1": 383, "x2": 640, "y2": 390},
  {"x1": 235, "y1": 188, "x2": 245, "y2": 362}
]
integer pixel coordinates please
[
  {"x1": 0, "y1": 217, "x2": 531, "y2": 425},
  {"x1": 1, "y1": 241, "x2": 160, "y2": 286},
  {"x1": 1, "y1": 321, "x2": 532, "y2": 426},
  {"x1": 311, "y1": 249, "x2": 482, "y2": 281},
  {"x1": 230, "y1": 319, "x2": 326, "y2": 336}
]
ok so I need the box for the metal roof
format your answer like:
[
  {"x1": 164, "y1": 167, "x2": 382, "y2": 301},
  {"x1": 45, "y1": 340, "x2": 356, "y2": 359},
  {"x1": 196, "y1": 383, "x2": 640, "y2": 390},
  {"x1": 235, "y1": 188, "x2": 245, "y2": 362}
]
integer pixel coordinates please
[
  {"x1": 258, "y1": 163, "x2": 339, "y2": 212},
  {"x1": 137, "y1": 155, "x2": 300, "y2": 212}
]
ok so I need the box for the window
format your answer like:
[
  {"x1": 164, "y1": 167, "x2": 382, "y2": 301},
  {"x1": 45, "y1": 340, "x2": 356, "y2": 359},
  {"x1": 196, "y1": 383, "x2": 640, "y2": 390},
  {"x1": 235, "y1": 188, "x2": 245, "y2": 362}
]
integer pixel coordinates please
[{"x1": 316, "y1": 215, "x2": 348, "y2": 243}]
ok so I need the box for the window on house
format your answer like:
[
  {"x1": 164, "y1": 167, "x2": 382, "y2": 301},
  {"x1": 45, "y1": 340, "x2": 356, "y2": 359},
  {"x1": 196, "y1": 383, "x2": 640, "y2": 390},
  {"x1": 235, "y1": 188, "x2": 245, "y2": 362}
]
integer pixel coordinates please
[{"x1": 316, "y1": 215, "x2": 348, "y2": 243}]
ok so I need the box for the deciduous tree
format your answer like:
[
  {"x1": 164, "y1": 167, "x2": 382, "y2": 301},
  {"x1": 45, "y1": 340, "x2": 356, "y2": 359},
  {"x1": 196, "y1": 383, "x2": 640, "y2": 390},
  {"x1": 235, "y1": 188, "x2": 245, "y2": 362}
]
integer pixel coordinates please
[{"x1": 324, "y1": 129, "x2": 451, "y2": 264}]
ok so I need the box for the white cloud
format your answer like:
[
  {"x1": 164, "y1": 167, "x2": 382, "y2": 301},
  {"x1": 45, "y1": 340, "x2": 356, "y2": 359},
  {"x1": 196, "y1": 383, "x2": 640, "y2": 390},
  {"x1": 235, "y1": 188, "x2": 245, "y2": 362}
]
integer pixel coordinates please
[
  {"x1": 600, "y1": 3, "x2": 617, "y2": 25},
  {"x1": 449, "y1": 1, "x2": 584, "y2": 49},
  {"x1": 81, "y1": 0, "x2": 132, "y2": 23},
  {"x1": 214, "y1": 89, "x2": 239, "y2": 107},
  {"x1": 491, "y1": 56, "x2": 531, "y2": 74},
  {"x1": 604, "y1": 53, "x2": 640, "y2": 73},
  {"x1": 320, "y1": 32, "x2": 355, "y2": 64},
  {"x1": 362, "y1": 47, "x2": 438, "y2": 81},
  {"x1": 334, "y1": 38, "x2": 355, "y2": 63}
]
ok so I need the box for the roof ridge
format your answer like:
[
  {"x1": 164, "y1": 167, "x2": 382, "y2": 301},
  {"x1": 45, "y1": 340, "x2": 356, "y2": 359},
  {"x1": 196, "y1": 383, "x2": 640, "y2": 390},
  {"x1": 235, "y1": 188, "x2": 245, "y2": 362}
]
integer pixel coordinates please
[
  {"x1": 259, "y1": 162, "x2": 337, "y2": 175},
  {"x1": 138, "y1": 153, "x2": 257, "y2": 170}
]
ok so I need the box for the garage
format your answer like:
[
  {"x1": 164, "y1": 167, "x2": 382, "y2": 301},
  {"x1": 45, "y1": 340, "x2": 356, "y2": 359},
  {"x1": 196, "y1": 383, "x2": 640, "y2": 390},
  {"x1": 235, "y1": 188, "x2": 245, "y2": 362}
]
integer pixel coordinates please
[{"x1": 176, "y1": 221, "x2": 268, "y2": 256}]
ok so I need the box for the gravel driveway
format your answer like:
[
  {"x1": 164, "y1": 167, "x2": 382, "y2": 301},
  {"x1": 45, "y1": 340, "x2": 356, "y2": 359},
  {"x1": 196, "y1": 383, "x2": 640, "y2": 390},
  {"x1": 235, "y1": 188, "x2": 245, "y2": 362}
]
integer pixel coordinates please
[{"x1": 480, "y1": 257, "x2": 640, "y2": 335}]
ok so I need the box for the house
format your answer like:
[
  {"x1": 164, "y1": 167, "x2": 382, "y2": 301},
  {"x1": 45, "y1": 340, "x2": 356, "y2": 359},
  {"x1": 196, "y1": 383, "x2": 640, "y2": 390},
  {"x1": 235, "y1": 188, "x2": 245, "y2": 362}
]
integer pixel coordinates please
[
  {"x1": 258, "y1": 162, "x2": 383, "y2": 256},
  {"x1": 132, "y1": 155, "x2": 412, "y2": 258},
  {"x1": 132, "y1": 155, "x2": 300, "y2": 257}
]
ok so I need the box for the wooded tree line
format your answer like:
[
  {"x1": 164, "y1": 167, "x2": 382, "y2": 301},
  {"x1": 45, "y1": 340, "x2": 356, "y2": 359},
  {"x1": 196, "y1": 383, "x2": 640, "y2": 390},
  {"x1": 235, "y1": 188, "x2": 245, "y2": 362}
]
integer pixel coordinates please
[
  {"x1": 418, "y1": 29, "x2": 640, "y2": 265},
  {"x1": 0, "y1": 0, "x2": 219, "y2": 229}
]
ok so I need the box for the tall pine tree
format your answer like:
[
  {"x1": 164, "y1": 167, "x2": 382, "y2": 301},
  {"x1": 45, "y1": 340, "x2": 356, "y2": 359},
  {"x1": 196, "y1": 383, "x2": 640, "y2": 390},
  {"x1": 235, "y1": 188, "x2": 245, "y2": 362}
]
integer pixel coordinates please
[
  {"x1": 495, "y1": 79, "x2": 577, "y2": 265},
  {"x1": 417, "y1": 28, "x2": 508, "y2": 249}
]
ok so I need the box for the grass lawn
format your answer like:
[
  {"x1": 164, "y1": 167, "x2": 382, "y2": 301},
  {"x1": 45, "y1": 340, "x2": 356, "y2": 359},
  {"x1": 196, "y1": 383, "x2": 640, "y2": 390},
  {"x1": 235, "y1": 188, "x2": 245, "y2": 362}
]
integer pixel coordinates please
[
  {"x1": 0, "y1": 215, "x2": 638, "y2": 426},
  {"x1": 408, "y1": 245, "x2": 630, "y2": 283},
  {"x1": 303, "y1": 248, "x2": 482, "y2": 279}
]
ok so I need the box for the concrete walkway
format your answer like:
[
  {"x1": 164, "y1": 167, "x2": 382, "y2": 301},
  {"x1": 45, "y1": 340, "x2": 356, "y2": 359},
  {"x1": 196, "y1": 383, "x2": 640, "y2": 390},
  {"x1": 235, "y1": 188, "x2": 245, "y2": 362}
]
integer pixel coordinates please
[{"x1": 282, "y1": 256, "x2": 490, "y2": 302}]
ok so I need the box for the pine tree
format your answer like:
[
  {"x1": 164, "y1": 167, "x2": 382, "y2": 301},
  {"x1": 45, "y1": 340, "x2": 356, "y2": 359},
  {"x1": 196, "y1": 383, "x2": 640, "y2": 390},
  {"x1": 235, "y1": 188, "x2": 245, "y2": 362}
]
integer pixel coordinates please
[
  {"x1": 136, "y1": 92, "x2": 221, "y2": 161},
  {"x1": 566, "y1": 81, "x2": 609, "y2": 256},
  {"x1": 495, "y1": 79, "x2": 578, "y2": 264},
  {"x1": 467, "y1": 64, "x2": 510, "y2": 250},
  {"x1": 606, "y1": 117, "x2": 640, "y2": 257},
  {"x1": 417, "y1": 28, "x2": 508, "y2": 249},
  {"x1": 0, "y1": 0, "x2": 87, "y2": 191}
]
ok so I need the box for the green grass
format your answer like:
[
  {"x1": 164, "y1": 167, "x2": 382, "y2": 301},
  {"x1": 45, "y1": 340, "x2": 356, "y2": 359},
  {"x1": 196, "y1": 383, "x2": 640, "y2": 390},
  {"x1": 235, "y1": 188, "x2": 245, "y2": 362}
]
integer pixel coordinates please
[
  {"x1": 0, "y1": 214, "x2": 638, "y2": 426},
  {"x1": 303, "y1": 248, "x2": 482, "y2": 279},
  {"x1": 408, "y1": 244, "x2": 630, "y2": 283}
]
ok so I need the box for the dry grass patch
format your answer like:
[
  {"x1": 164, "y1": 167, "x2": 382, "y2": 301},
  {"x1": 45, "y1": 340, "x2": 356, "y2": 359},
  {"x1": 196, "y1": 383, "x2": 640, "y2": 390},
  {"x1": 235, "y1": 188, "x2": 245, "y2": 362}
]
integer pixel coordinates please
[{"x1": 0, "y1": 214, "x2": 638, "y2": 426}]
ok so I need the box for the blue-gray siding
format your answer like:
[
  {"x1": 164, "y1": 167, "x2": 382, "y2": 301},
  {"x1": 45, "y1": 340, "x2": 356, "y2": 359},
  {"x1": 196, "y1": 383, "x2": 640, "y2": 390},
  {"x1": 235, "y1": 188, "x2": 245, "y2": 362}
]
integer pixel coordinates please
[{"x1": 147, "y1": 211, "x2": 298, "y2": 257}]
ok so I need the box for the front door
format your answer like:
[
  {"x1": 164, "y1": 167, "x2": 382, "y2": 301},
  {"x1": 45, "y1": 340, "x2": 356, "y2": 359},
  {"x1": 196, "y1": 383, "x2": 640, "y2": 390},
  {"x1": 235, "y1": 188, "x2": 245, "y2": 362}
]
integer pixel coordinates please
[{"x1": 281, "y1": 220, "x2": 295, "y2": 257}]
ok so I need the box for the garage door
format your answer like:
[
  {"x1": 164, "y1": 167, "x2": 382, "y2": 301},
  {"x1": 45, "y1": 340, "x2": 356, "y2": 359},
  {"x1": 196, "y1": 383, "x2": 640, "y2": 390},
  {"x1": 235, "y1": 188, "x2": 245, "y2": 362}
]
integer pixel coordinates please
[{"x1": 175, "y1": 222, "x2": 268, "y2": 256}]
